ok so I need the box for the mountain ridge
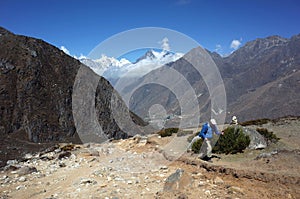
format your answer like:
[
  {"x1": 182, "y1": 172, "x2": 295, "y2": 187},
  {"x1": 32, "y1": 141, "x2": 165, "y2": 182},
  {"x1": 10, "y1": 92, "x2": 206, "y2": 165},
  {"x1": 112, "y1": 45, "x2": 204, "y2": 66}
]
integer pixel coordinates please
[{"x1": 125, "y1": 33, "x2": 300, "y2": 122}]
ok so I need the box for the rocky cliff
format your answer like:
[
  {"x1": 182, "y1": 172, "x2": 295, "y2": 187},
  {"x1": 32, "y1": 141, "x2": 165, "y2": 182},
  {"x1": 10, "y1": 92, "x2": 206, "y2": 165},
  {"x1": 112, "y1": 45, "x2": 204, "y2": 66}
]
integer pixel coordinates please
[{"x1": 0, "y1": 27, "x2": 145, "y2": 143}]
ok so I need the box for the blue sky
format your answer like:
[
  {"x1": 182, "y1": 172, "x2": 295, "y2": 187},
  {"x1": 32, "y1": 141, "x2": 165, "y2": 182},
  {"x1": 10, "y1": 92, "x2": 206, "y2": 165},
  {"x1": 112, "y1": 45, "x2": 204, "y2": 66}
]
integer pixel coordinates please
[{"x1": 1, "y1": 0, "x2": 300, "y2": 58}]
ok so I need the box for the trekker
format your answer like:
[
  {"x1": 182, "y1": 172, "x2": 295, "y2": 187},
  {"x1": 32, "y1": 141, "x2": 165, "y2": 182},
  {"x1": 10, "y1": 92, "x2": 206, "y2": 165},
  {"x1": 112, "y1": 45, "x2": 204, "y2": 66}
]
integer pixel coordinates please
[
  {"x1": 187, "y1": 119, "x2": 223, "y2": 162},
  {"x1": 230, "y1": 116, "x2": 238, "y2": 125}
]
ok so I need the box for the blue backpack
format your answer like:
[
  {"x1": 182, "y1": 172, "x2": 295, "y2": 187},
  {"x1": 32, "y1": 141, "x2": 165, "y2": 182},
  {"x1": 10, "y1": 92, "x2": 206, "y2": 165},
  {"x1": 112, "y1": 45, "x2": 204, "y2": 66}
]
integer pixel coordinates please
[{"x1": 199, "y1": 123, "x2": 208, "y2": 139}]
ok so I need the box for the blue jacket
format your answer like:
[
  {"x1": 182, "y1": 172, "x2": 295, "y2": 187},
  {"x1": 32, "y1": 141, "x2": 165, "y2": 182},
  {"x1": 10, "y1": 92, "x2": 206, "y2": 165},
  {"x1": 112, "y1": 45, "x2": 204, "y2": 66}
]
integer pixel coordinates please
[{"x1": 198, "y1": 122, "x2": 220, "y2": 139}]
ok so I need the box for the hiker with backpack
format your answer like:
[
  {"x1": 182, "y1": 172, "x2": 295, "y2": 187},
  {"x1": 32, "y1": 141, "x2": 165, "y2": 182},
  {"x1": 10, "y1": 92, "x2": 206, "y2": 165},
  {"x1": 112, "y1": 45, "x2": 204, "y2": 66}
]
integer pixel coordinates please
[{"x1": 187, "y1": 119, "x2": 223, "y2": 162}]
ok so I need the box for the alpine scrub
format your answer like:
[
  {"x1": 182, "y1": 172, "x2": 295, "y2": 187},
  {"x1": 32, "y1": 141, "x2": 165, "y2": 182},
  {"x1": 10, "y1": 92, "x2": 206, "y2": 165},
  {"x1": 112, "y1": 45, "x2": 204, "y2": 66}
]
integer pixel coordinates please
[
  {"x1": 213, "y1": 126, "x2": 250, "y2": 154},
  {"x1": 157, "y1": 128, "x2": 179, "y2": 137},
  {"x1": 191, "y1": 126, "x2": 250, "y2": 154}
]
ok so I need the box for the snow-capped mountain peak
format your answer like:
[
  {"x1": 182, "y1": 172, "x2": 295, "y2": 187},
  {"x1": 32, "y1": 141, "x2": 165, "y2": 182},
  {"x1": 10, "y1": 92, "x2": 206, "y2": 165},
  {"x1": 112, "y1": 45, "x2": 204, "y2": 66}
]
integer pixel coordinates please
[
  {"x1": 79, "y1": 49, "x2": 183, "y2": 83},
  {"x1": 91, "y1": 54, "x2": 131, "y2": 68},
  {"x1": 80, "y1": 54, "x2": 131, "y2": 75},
  {"x1": 134, "y1": 50, "x2": 156, "y2": 63}
]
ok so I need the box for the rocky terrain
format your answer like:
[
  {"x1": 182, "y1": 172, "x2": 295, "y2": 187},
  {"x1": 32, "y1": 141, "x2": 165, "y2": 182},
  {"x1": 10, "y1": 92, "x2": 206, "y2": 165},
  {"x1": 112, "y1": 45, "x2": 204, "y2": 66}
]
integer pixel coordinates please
[
  {"x1": 0, "y1": 117, "x2": 299, "y2": 199},
  {"x1": 0, "y1": 27, "x2": 299, "y2": 199}
]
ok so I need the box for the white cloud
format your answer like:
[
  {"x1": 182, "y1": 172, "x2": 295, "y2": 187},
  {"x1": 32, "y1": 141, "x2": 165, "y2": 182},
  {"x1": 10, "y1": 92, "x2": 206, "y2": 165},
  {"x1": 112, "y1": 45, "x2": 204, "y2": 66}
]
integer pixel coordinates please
[
  {"x1": 74, "y1": 54, "x2": 87, "y2": 60},
  {"x1": 60, "y1": 46, "x2": 70, "y2": 55},
  {"x1": 159, "y1": 37, "x2": 170, "y2": 51},
  {"x1": 215, "y1": 44, "x2": 222, "y2": 53},
  {"x1": 59, "y1": 46, "x2": 88, "y2": 60},
  {"x1": 230, "y1": 39, "x2": 242, "y2": 50}
]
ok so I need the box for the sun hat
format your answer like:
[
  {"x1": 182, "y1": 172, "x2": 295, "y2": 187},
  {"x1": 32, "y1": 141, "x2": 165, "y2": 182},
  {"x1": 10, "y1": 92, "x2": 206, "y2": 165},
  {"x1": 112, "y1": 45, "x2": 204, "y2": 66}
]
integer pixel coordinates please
[{"x1": 210, "y1": 118, "x2": 217, "y2": 125}]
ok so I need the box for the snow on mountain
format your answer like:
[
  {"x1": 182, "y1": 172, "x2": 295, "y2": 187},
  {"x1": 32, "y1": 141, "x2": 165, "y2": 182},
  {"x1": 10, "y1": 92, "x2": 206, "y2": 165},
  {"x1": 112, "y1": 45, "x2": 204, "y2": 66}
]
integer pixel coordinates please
[
  {"x1": 79, "y1": 49, "x2": 183, "y2": 83},
  {"x1": 80, "y1": 55, "x2": 131, "y2": 75},
  {"x1": 118, "y1": 50, "x2": 183, "y2": 79}
]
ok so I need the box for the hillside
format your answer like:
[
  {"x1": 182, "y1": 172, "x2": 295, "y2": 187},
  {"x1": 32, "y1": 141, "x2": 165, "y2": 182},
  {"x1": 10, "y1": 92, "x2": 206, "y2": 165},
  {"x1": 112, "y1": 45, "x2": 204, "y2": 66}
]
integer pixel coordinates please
[
  {"x1": 221, "y1": 34, "x2": 300, "y2": 121},
  {"x1": 0, "y1": 27, "x2": 146, "y2": 144},
  {"x1": 125, "y1": 34, "x2": 300, "y2": 123},
  {"x1": 0, "y1": 117, "x2": 299, "y2": 199}
]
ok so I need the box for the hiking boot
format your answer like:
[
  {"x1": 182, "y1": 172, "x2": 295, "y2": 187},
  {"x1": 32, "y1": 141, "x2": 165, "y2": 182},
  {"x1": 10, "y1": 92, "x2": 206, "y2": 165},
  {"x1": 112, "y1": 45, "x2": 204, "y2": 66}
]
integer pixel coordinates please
[
  {"x1": 200, "y1": 156, "x2": 213, "y2": 163},
  {"x1": 206, "y1": 156, "x2": 213, "y2": 163}
]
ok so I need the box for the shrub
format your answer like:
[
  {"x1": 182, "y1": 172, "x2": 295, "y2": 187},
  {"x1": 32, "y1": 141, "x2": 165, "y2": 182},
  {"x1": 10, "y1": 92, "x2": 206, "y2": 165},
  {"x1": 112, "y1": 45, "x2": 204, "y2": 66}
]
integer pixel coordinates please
[
  {"x1": 213, "y1": 126, "x2": 250, "y2": 154},
  {"x1": 157, "y1": 128, "x2": 179, "y2": 137},
  {"x1": 256, "y1": 128, "x2": 280, "y2": 145},
  {"x1": 240, "y1": 118, "x2": 271, "y2": 126},
  {"x1": 191, "y1": 138, "x2": 203, "y2": 153}
]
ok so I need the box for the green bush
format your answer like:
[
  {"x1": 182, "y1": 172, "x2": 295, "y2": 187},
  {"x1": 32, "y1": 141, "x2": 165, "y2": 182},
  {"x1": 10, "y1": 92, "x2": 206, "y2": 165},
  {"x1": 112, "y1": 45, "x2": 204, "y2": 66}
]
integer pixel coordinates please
[
  {"x1": 256, "y1": 128, "x2": 280, "y2": 145},
  {"x1": 157, "y1": 128, "x2": 179, "y2": 137},
  {"x1": 213, "y1": 126, "x2": 250, "y2": 154},
  {"x1": 191, "y1": 138, "x2": 203, "y2": 153}
]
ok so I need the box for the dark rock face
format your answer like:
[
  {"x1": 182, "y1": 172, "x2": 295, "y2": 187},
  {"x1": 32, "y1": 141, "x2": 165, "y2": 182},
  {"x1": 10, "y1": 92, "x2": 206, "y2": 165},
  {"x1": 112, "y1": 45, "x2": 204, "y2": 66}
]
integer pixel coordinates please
[
  {"x1": 0, "y1": 27, "x2": 144, "y2": 143},
  {"x1": 0, "y1": 27, "x2": 77, "y2": 142}
]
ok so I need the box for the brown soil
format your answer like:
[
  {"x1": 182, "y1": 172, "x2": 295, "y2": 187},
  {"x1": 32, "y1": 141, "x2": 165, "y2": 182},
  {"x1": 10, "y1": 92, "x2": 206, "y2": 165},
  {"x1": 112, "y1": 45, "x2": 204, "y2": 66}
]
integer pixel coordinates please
[{"x1": 0, "y1": 117, "x2": 299, "y2": 199}]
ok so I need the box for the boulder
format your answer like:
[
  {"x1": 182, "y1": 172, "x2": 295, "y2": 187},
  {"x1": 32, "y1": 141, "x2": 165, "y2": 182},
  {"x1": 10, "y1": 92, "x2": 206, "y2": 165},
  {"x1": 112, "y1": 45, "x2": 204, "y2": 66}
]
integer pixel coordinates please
[
  {"x1": 163, "y1": 169, "x2": 192, "y2": 192},
  {"x1": 17, "y1": 166, "x2": 38, "y2": 175},
  {"x1": 242, "y1": 127, "x2": 267, "y2": 149}
]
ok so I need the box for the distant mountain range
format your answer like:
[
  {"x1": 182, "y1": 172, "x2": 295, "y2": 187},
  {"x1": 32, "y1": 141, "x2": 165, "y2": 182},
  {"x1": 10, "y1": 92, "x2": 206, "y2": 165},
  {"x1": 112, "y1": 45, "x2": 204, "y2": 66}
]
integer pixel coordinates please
[{"x1": 111, "y1": 34, "x2": 300, "y2": 123}]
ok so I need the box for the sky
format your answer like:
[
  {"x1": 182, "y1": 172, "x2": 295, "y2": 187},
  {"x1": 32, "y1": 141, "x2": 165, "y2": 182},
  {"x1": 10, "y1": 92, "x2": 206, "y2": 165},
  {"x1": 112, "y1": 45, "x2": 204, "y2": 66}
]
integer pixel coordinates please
[{"x1": 1, "y1": 0, "x2": 300, "y2": 58}]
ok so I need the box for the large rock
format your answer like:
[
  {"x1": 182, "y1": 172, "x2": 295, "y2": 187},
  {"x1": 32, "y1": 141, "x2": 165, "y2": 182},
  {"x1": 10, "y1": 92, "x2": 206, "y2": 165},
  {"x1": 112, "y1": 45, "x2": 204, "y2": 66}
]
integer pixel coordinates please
[
  {"x1": 242, "y1": 127, "x2": 267, "y2": 149},
  {"x1": 163, "y1": 169, "x2": 192, "y2": 192}
]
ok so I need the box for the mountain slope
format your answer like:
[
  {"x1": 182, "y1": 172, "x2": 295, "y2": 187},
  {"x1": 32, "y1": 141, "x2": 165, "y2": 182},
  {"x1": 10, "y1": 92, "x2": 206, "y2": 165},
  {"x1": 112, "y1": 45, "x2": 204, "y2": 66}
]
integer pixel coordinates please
[
  {"x1": 222, "y1": 34, "x2": 300, "y2": 120},
  {"x1": 0, "y1": 27, "x2": 145, "y2": 143},
  {"x1": 125, "y1": 34, "x2": 300, "y2": 123}
]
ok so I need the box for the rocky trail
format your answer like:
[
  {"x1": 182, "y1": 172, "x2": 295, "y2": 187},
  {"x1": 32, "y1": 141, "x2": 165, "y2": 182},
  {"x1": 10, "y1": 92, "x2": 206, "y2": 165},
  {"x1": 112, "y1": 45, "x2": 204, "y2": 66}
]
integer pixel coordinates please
[{"x1": 0, "y1": 118, "x2": 299, "y2": 199}]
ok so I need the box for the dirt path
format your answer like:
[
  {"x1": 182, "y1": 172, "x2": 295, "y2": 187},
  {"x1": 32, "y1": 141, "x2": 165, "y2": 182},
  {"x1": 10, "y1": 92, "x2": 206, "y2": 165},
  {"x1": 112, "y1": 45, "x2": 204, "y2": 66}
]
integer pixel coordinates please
[{"x1": 1, "y1": 117, "x2": 299, "y2": 199}]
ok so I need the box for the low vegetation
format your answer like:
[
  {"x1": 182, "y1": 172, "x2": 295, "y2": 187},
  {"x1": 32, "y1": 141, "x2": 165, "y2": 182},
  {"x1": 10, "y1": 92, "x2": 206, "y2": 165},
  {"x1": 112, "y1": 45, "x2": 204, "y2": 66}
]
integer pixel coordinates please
[
  {"x1": 191, "y1": 138, "x2": 203, "y2": 153},
  {"x1": 256, "y1": 128, "x2": 280, "y2": 145},
  {"x1": 213, "y1": 126, "x2": 250, "y2": 154},
  {"x1": 240, "y1": 116, "x2": 300, "y2": 126},
  {"x1": 240, "y1": 118, "x2": 271, "y2": 126},
  {"x1": 157, "y1": 128, "x2": 179, "y2": 137},
  {"x1": 190, "y1": 126, "x2": 250, "y2": 154}
]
